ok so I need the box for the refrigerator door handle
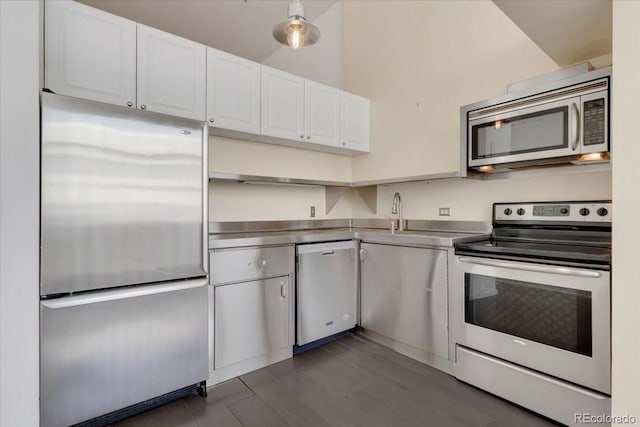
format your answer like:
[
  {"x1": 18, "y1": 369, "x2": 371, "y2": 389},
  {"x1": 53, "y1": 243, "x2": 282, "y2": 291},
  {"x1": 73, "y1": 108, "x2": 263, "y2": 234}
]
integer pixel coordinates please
[{"x1": 41, "y1": 278, "x2": 208, "y2": 309}]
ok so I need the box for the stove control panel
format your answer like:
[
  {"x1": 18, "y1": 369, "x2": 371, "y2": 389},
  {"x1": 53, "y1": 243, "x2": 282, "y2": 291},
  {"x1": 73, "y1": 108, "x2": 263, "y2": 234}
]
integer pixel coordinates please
[{"x1": 495, "y1": 202, "x2": 612, "y2": 223}]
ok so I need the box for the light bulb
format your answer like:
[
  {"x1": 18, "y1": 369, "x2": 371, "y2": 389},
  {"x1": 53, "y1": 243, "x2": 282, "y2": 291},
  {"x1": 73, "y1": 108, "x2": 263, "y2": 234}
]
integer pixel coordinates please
[
  {"x1": 286, "y1": 19, "x2": 306, "y2": 50},
  {"x1": 273, "y1": 1, "x2": 320, "y2": 50}
]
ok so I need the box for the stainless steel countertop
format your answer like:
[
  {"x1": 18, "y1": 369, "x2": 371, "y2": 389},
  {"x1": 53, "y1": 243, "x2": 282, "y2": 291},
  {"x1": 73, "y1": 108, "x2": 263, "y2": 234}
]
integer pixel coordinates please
[{"x1": 208, "y1": 227, "x2": 488, "y2": 249}]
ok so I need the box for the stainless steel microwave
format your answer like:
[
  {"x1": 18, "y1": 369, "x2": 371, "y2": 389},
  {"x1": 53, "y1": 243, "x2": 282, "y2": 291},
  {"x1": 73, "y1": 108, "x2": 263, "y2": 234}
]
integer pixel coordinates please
[{"x1": 462, "y1": 67, "x2": 611, "y2": 172}]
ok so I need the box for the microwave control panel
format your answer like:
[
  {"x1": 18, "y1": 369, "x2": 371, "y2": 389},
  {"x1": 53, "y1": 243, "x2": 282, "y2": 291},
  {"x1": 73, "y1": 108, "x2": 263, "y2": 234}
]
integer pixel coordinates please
[{"x1": 583, "y1": 98, "x2": 606, "y2": 146}]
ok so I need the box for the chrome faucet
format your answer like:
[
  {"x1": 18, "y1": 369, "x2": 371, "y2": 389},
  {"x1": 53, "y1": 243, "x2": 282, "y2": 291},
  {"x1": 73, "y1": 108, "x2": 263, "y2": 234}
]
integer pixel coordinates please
[{"x1": 391, "y1": 192, "x2": 404, "y2": 231}]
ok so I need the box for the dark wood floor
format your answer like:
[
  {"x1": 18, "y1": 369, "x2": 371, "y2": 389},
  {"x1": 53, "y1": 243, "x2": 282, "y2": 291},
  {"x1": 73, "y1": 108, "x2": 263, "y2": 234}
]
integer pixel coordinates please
[{"x1": 113, "y1": 334, "x2": 557, "y2": 427}]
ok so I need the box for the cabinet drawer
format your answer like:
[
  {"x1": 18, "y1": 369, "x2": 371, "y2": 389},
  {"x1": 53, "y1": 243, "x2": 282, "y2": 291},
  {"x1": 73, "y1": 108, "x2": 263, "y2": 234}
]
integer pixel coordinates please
[{"x1": 210, "y1": 245, "x2": 294, "y2": 285}]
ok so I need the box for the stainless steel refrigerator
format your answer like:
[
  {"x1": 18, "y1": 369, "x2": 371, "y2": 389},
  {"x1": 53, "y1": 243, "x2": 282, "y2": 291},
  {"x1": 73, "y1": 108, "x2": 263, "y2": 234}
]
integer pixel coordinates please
[{"x1": 39, "y1": 93, "x2": 209, "y2": 427}]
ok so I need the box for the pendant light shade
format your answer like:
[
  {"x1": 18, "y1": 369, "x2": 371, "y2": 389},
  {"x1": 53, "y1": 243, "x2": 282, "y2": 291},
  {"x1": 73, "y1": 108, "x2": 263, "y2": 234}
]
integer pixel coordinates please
[{"x1": 272, "y1": 0, "x2": 320, "y2": 49}]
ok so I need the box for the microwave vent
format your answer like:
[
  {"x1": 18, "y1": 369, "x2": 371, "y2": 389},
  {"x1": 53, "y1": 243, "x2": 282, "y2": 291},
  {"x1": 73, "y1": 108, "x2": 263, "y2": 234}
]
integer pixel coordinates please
[
  {"x1": 469, "y1": 79, "x2": 608, "y2": 120},
  {"x1": 507, "y1": 62, "x2": 594, "y2": 94}
]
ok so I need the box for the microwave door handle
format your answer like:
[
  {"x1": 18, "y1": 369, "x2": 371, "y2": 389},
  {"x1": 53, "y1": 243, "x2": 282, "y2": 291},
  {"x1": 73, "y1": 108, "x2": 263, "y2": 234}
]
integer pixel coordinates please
[
  {"x1": 571, "y1": 102, "x2": 580, "y2": 151},
  {"x1": 457, "y1": 256, "x2": 602, "y2": 278}
]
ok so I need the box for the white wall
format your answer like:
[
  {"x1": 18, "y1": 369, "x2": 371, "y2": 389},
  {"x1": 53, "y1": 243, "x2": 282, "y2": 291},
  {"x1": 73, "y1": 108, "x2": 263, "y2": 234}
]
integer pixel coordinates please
[
  {"x1": 376, "y1": 169, "x2": 612, "y2": 221},
  {"x1": 209, "y1": 182, "x2": 367, "y2": 221},
  {"x1": 207, "y1": 135, "x2": 356, "y2": 221},
  {"x1": 263, "y1": 2, "x2": 344, "y2": 88},
  {"x1": 611, "y1": 1, "x2": 640, "y2": 422},
  {"x1": 0, "y1": 1, "x2": 41, "y2": 426},
  {"x1": 345, "y1": 0, "x2": 559, "y2": 182}
]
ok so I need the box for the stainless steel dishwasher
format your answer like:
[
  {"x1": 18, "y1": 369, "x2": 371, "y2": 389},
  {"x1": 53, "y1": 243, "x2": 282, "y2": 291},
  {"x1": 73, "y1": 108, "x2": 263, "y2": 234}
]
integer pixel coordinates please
[{"x1": 296, "y1": 240, "x2": 358, "y2": 346}]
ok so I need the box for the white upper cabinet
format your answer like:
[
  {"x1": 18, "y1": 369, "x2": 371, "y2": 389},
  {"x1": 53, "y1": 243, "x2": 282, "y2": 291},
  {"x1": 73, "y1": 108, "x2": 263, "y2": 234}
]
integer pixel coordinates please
[
  {"x1": 207, "y1": 48, "x2": 261, "y2": 135},
  {"x1": 45, "y1": 2, "x2": 206, "y2": 121},
  {"x1": 45, "y1": 0, "x2": 136, "y2": 107},
  {"x1": 260, "y1": 65, "x2": 368, "y2": 154},
  {"x1": 261, "y1": 66, "x2": 305, "y2": 142},
  {"x1": 44, "y1": 1, "x2": 369, "y2": 154},
  {"x1": 137, "y1": 25, "x2": 206, "y2": 121},
  {"x1": 304, "y1": 80, "x2": 340, "y2": 147},
  {"x1": 340, "y1": 92, "x2": 371, "y2": 152}
]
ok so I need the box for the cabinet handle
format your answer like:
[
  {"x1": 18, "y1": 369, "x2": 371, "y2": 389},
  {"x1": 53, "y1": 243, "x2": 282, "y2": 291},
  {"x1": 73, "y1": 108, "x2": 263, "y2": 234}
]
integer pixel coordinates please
[
  {"x1": 342, "y1": 142, "x2": 346, "y2": 146},
  {"x1": 259, "y1": 259, "x2": 267, "y2": 268},
  {"x1": 300, "y1": 135, "x2": 304, "y2": 139},
  {"x1": 126, "y1": 101, "x2": 133, "y2": 107},
  {"x1": 359, "y1": 248, "x2": 366, "y2": 262},
  {"x1": 209, "y1": 118, "x2": 215, "y2": 123},
  {"x1": 280, "y1": 282, "x2": 287, "y2": 298},
  {"x1": 140, "y1": 104, "x2": 147, "y2": 110},
  {"x1": 306, "y1": 136, "x2": 311, "y2": 140}
]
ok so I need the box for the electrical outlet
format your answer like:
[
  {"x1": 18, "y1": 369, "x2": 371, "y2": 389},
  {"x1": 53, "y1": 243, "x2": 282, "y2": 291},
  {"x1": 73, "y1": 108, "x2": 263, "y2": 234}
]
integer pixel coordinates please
[
  {"x1": 310, "y1": 206, "x2": 316, "y2": 217},
  {"x1": 439, "y1": 207, "x2": 451, "y2": 216}
]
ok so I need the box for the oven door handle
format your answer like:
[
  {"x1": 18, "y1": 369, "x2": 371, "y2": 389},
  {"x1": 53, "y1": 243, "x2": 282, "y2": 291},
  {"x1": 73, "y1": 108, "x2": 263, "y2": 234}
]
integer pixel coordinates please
[{"x1": 457, "y1": 256, "x2": 603, "y2": 278}]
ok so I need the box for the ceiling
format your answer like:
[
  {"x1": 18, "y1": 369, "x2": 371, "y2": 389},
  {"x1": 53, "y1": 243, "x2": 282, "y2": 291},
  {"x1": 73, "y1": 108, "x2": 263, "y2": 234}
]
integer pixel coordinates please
[
  {"x1": 79, "y1": 0, "x2": 338, "y2": 63},
  {"x1": 79, "y1": 0, "x2": 612, "y2": 68},
  {"x1": 493, "y1": 0, "x2": 612, "y2": 67}
]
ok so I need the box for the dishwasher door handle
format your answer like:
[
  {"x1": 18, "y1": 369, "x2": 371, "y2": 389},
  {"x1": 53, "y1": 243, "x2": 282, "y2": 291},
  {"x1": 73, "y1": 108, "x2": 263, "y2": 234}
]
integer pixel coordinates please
[{"x1": 322, "y1": 250, "x2": 335, "y2": 256}]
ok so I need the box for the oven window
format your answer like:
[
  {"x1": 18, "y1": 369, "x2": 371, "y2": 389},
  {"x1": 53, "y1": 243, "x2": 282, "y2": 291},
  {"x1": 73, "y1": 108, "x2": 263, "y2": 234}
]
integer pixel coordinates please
[
  {"x1": 464, "y1": 273, "x2": 592, "y2": 356},
  {"x1": 471, "y1": 106, "x2": 568, "y2": 159}
]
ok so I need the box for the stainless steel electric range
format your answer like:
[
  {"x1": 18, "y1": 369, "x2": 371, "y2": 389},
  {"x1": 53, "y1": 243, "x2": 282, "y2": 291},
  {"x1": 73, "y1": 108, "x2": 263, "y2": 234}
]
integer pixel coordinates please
[{"x1": 452, "y1": 201, "x2": 612, "y2": 426}]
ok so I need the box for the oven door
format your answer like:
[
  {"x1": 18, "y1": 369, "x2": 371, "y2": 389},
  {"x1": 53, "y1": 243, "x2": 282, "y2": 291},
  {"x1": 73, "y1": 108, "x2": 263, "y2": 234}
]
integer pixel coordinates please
[
  {"x1": 468, "y1": 96, "x2": 581, "y2": 168},
  {"x1": 454, "y1": 256, "x2": 610, "y2": 394}
]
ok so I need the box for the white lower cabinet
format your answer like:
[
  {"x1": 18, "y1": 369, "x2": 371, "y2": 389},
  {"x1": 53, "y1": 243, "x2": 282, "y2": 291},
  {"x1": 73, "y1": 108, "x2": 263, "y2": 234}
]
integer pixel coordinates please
[{"x1": 215, "y1": 277, "x2": 291, "y2": 370}]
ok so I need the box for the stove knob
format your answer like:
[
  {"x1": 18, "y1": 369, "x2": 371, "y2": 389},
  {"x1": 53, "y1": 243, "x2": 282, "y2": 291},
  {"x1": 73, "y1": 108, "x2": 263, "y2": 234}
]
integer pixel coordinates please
[
  {"x1": 579, "y1": 208, "x2": 590, "y2": 216},
  {"x1": 560, "y1": 207, "x2": 569, "y2": 215},
  {"x1": 516, "y1": 208, "x2": 525, "y2": 216},
  {"x1": 597, "y1": 207, "x2": 609, "y2": 217},
  {"x1": 504, "y1": 208, "x2": 512, "y2": 216}
]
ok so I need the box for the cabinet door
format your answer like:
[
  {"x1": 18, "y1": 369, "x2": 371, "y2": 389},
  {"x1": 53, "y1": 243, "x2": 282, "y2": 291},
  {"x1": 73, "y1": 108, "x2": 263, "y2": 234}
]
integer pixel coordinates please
[
  {"x1": 304, "y1": 80, "x2": 340, "y2": 146},
  {"x1": 340, "y1": 92, "x2": 371, "y2": 152},
  {"x1": 45, "y1": 0, "x2": 136, "y2": 107},
  {"x1": 206, "y1": 48, "x2": 260, "y2": 134},
  {"x1": 360, "y1": 243, "x2": 448, "y2": 359},
  {"x1": 261, "y1": 66, "x2": 305, "y2": 141},
  {"x1": 215, "y1": 277, "x2": 290, "y2": 369},
  {"x1": 137, "y1": 24, "x2": 206, "y2": 120}
]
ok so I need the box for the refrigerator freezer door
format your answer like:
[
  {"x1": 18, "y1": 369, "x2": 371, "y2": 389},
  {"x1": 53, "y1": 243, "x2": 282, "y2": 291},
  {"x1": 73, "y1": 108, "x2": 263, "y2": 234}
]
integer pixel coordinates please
[
  {"x1": 40, "y1": 279, "x2": 208, "y2": 427},
  {"x1": 41, "y1": 93, "x2": 206, "y2": 295}
]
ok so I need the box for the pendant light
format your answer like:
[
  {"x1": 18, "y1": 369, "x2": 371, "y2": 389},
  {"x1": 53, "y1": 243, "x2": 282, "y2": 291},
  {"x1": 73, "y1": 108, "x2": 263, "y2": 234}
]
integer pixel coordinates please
[{"x1": 272, "y1": 0, "x2": 320, "y2": 50}]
